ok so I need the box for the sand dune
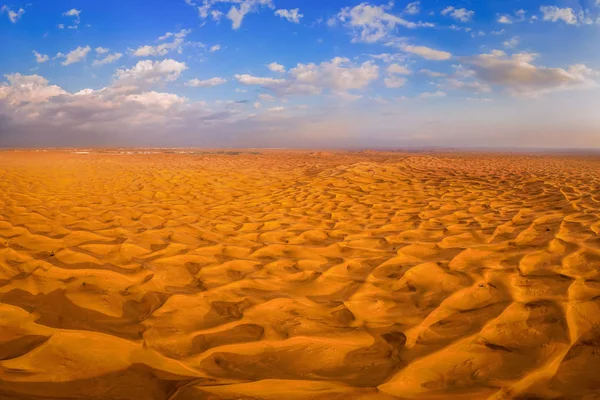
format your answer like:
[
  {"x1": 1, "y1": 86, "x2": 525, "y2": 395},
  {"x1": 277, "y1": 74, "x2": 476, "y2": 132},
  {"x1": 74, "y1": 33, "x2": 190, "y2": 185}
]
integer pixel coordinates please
[{"x1": 1, "y1": 150, "x2": 600, "y2": 399}]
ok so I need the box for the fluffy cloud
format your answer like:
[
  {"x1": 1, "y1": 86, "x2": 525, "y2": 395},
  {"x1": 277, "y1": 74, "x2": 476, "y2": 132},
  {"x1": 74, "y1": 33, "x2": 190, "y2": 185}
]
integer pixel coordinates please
[
  {"x1": 419, "y1": 69, "x2": 446, "y2": 77},
  {"x1": 209, "y1": 44, "x2": 221, "y2": 52},
  {"x1": 267, "y1": 62, "x2": 285, "y2": 73},
  {"x1": 461, "y1": 50, "x2": 599, "y2": 96},
  {"x1": 60, "y1": 46, "x2": 91, "y2": 66},
  {"x1": 419, "y1": 91, "x2": 447, "y2": 98},
  {"x1": 1, "y1": 5, "x2": 25, "y2": 23},
  {"x1": 384, "y1": 76, "x2": 406, "y2": 88},
  {"x1": 226, "y1": 0, "x2": 274, "y2": 29},
  {"x1": 0, "y1": 74, "x2": 66, "y2": 105},
  {"x1": 503, "y1": 36, "x2": 520, "y2": 48},
  {"x1": 386, "y1": 64, "x2": 411, "y2": 75},
  {"x1": 400, "y1": 44, "x2": 452, "y2": 60},
  {"x1": 92, "y1": 53, "x2": 123, "y2": 66},
  {"x1": 236, "y1": 57, "x2": 379, "y2": 98},
  {"x1": 185, "y1": 77, "x2": 227, "y2": 87},
  {"x1": 62, "y1": 8, "x2": 81, "y2": 29},
  {"x1": 133, "y1": 29, "x2": 191, "y2": 57},
  {"x1": 540, "y1": 6, "x2": 577, "y2": 25},
  {"x1": 275, "y1": 8, "x2": 303, "y2": 23},
  {"x1": 33, "y1": 51, "x2": 49, "y2": 63},
  {"x1": 115, "y1": 59, "x2": 188, "y2": 85},
  {"x1": 441, "y1": 6, "x2": 474, "y2": 22},
  {"x1": 404, "y1": 2, "x2": 420, "y2": 15},
  {"x1": 95, "y1": 47, "x2": 110, "y2": 55},
  {"x1": 0, "y1": 72, "x2": 250, "y2": 146},
  {"x1": 336, "y1": 2, "x2": 434, "y2": 43}
]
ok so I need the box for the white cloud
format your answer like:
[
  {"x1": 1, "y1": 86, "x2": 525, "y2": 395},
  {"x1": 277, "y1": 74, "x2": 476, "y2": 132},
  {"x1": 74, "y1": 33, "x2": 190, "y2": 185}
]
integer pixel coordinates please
[
  {"x1": 1, "y1": 5, "x2": 25, "y2": 23},
  {"x1": 226, "y1": 0, "x2": 274, "y2": 30},
  {"x1": 419, "y1": 69, "x2": 446, "y2": 77},
  {"x1": 57, "y1": 24, "x2": 65, "y2": 29},
  {"x1": 33, "y1": 51, "x2": 49, "y2": 63},
  {"x1": 267, "y1": 62, "x2": 285, "y2": 73},
  {"x1": 498, "y1": 15, "x2": 512, "y2": 24},
  {"x1": 400, "y1": 44, "x2": 452, "y2": 60},
  {"x1": 133, "y1": 29, "x2": 191, "y2": 57},
  {"x1": 441, "y1": 6, "x2": 474, "y2": 22},
  {"x1": 235, "y1": 74, "x2": 286, "y2": 86},
  {"x1": 336, "y1": 2, "x2": 434, "y2": 43},
  {"x1": 404, "y1": 1, "x2": 420, "y2": 15},
  {"x1": 386, "y1": 64, "x2": 411, "y2": 75},
  {"x1": 275, "y1": 8, "x2": 303, "y2": 23},
  {"x1": 158, "y1": 29, "x2": 192, "y2": 41},
  {"x1": 115, "y1": 59, "x2": 188, "y2": 85},
  {"x1": 444, "y1": 78, "x2": 491, "y2": 93},
  {"x1": 209, "y1": 44, "x2": 221, "y2": 52},
  {"x1": 185, "y1": 77, "x2": 227, "y2": 87},
  {"x1": 503, "y1": 36, "x2": 520, "y2": 48},
  {"x1": 540, "y1": 6, "x2": 577, "y2": 25},
  {"x1": 289, "y1": 57, "x2": 379, "y2": 91},
  {"x1": 384, "y1": 76, "x2": 406, "y2": 88},
  {"x1": 60, "y1": 46, "x2": 91, "y2": 66},
  {"x1": 92, "y1": 53, "x2": 123, "y2": 66},
  {"x1": 95, "y1": 47, "x2": 110, "y2": 55},
  {"x1": 125, "y1": 91, "x2": 186, "y2": 108},
  {"x1": 267, "y1": 106, "x2": 286, "y2": 112},
  {"x1": 492, "y1": 28, "x2": 506, "y2": 35},
  {"x1": 0, "y1": 74, "x2": 66, "y2": 105},
  {"x1": 419, "y1": 91, "x2": 447, "y2": 98},
  {"x1": 258, "y1": 93, "x2": 276, "y2": 102},
  {"x1": 62, "y1": 8, "x2": 81, "y2": 29},
  {"x1": 461, "y1": 50, "x2": 599, "y2": 96}
]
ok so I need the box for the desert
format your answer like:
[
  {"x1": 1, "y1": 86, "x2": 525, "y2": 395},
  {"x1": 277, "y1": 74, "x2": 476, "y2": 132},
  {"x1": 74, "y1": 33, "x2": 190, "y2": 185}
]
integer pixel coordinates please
[{"x1": 1, "y1": 149, "x2": 600, "y2": 399}]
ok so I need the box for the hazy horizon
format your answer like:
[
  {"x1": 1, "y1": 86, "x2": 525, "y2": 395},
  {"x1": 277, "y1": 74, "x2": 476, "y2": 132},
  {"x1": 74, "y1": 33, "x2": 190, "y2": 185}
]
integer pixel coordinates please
[{"x1": 1, "y1": 0, "x2": 599, "y2": 147}]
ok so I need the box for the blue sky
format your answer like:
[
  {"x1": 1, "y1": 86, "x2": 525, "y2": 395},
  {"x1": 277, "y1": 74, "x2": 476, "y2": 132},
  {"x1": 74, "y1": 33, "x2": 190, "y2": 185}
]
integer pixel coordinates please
[{"x1": 1, "y1": 0, "x2": 599, "y2": 148}]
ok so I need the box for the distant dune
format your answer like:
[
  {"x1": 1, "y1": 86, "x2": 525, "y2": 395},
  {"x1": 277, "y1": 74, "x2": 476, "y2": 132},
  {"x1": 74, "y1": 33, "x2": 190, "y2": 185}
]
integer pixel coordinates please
[{"x1": 0, "y1": 150, "x2": 599, "y2": 399}]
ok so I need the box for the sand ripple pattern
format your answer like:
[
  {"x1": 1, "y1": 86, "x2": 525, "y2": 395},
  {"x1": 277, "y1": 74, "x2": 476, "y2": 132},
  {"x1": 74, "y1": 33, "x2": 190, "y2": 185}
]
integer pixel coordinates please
[{"x1": 1, "y1": 151, "x2": 600, "y2": 399}]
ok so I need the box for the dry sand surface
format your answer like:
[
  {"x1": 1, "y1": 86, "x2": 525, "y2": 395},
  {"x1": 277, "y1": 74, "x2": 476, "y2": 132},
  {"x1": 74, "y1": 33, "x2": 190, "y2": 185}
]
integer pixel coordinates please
[{"x1": 1, "y1": 149, "x2": 600, "y2": 400}]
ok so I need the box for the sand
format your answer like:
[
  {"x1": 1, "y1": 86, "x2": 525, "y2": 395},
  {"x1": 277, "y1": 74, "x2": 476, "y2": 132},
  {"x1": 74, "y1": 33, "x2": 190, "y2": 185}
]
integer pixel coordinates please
[{"x1": 0, "y1": 149, "x2": 599, "y2": 399}]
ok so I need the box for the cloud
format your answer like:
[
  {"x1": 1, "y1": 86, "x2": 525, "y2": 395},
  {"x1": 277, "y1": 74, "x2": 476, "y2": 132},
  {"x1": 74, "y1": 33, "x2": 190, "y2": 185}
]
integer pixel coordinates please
[
  {"x1": 444, "y1": 78, "x2": 491, "y2": 93},
  {"x1": 60, "y1": 46, "x2": 91, "y2": 66},
  {"x1": 503, "y1": 36, "x2": 520, "y2": 48},
  {"x1": 209, "y1": 44, "x2": 221, "y2": 52},
  {"x1": 124, "y1": 91, "x2": 186, "y2": 108},
  {"x1": 386, "y1": 64, "x2": 411, "y2": 75},
  {"x1": 115, "y1": 59, "x2": 188, "y2": 85},
  {"x1": 267, "y1": 106, "x2": 285, "y2": 112},
  {"x1": 275, "y1": 8, "x2": 303, "y2": 23},
  {"x1": 498, "y1": 15, "x2": 512, "y2": 24},
  {"x1": 92, "y1": 53, "x2": 123, "y2": 66},
  {"x1": 1, "y1": 5, "x2": 25, "y2": 23},
  {"x1": 400, "y1": 44, "x2": 452, "y2": 60},
  {"x1": 441, "y1": 6, "x2": 474, "y2": 22},
  {"x1": 419, "y1": 69, "x2": 446, "y2": 77},
  {"x1": 57, "y1": 24, "x2": 64, "y2": 29},
  {"x1": 258, "y1": 93, "x2": 276, "y2": 101},
  {"x1": 226, "y1": 0, "x2": 274, "y2": 30},
  {"x1": 62, "y1": 8, "x2": 81, "y2": 29},
  {"x1": 404, "y1": 1, "x2": 420, "y2": 15},
  {"x1": 133, "y1": 29, "x2": 192, "y2": 57},
  {"x1": 33, "y1": 51, "x2": 49, "y2": 63},
  {"x1": 235, "y1": 74, "x2": 286, "y2": 86},
  {"x1": 267, "y1": 62, "x2": 285, "y2": 73},
  {"x1": 95, "y1": 47, "x2": 110, "y2": 55},
  {"x1": 540, "y1": 6, "x2": 577, "y2": 25},
  {"x1": 419, "y1": 91, "x2": 447, "y2": 98},
  {"x1": 158, "y1": 29, "x2": 192, "y2": 41},
  {"x1": 185, "y1": 77, "x2": 227, "y2": 87},
  {"x1": 336, "y1": 2, "x2": 434, "y2": 43},
  {"x1": 236, "y1": 57, "x2": 379, "y2": 98},
  {"x1": 460, "y1": 50, "x2": 599, "y2": 96},
  {"x1": 0, "y1": 74, "x2": 66, "y2": 105},
  {"x1": 384, "y1": 76, "x2": 406, "y2": 88}
]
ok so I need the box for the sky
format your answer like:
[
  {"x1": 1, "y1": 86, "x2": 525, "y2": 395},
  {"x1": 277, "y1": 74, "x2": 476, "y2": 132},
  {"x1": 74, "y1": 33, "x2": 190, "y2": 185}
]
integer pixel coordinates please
[{"x1": 0, "y1": 0, "x2": 599, "y2": 148}]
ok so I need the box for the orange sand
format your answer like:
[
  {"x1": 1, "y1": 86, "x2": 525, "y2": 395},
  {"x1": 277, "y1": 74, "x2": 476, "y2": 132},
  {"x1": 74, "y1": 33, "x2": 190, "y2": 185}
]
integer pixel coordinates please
[{"x1": 0, "y1": 150, "x2": 599, "y2": 399}]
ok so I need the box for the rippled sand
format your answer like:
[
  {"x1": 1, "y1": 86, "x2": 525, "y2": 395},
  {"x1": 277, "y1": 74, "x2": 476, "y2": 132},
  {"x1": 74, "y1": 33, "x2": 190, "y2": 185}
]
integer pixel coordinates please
[{"x1": 1, "y1": 150, "x2": 600, "y2": 400}]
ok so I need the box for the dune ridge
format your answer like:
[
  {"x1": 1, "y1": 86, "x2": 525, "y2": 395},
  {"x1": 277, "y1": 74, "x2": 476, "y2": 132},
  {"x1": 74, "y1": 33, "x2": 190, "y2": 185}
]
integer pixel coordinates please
[{"x1": 1, "y1": 150, "x2": 600, "y2": 399}]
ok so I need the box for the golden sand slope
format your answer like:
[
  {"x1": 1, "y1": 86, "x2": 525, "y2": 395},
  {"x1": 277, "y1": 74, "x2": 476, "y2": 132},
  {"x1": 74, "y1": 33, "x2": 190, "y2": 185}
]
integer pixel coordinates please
[{"x1": 1, "y1": 150, "x2": 600, "y2": 399}]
